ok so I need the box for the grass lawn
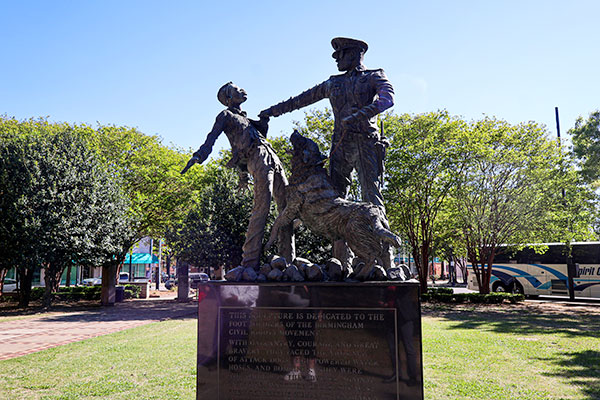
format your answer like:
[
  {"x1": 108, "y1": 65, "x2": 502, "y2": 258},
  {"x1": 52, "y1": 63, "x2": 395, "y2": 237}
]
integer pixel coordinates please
[
  {"x1": 0, "y1": 302, "x2": 599, "y2": 399},
  {"x1": 422, "y1": 303, "x2": 600, "y2": 400}
]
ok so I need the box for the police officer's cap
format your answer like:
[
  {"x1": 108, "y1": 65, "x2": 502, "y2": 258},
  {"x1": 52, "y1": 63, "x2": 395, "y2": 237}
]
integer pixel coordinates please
[{"x1": 331, "y1": 37, "x2": 368, "y2": 58}]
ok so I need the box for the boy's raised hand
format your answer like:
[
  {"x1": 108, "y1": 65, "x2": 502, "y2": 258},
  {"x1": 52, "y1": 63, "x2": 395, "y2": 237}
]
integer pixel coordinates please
[{"x1": 180, "y1": 155, "x2": 200, "y2": 174}]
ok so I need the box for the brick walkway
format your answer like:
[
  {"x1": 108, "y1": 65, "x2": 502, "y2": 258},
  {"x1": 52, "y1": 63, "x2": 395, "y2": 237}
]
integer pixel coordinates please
[{"x1": 0, "y1": 299, "x2": 197, "y2": 361}]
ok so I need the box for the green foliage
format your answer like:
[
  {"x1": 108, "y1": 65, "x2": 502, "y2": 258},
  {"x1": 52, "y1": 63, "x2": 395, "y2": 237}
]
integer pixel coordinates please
[
  {"x1": 384, "y1": 111, "x2": 470, "y2": 292},
  {"x1": 422, "y1": 289, "x2": 524, "y2": 304},
  {"x1": 86, "y1": 124, "x2": 200, "y2": 247},
  {"x1": 292, "y1": 223, "x2": 333, "y2": 265},
  {"x1": 166, "y1": 165, "x2": 252, "y2": 269},
  {"x1": 53, "y1": 286, "x2": 102, "y2": 301},
  {"x1": 570, "y1": 110, "x2": 600, "y2": 185},
  {"x1": 0, "y1": 117, "x2": 133, "y2": 307},
  {"x1": 451, "y1": 117, "x2": 596, "y2": 293},
  {"x1": 123, "y1": 284, "x2": 141, "y2": 299},
  {"x1": 29, "y1": 287, "x2": 45, "y2": 301}
]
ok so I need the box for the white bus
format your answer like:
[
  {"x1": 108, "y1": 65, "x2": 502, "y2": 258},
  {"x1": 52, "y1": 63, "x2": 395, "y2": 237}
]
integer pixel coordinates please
[{"x1": 467, "y1": 242, "x2": 600, "y2": 298}]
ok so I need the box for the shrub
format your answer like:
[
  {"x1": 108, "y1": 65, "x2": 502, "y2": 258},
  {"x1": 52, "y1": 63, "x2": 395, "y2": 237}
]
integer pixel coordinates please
[
  {"x1": 430, "y1": 287, "x2": 454, "y2": 295},
  {"x1": 123, "y1": 284, "x2": 141, "y2": 299},
  {"x1": 52, "y1": 286, "x2": 101, "y2": 301},
  {"x1": 453, "y1": 293, "x2": 469, "y2": 303},
  {"x1": 30, "y1": 287, "x2": 45, "y2": 300},
  {"x1": 421, "y1": 289, "x2": 525, "y2": 305},
  {"x1": 82, "y1": 286, "x2": 101, "y2": 300}
]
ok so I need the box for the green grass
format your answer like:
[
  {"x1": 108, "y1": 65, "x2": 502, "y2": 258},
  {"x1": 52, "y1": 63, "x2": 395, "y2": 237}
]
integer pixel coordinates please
[
  {"x1": 1, "y1": 304, "x2": 599, "y2": 399},
  {"x1": 0, "y1": 318, "x2": 198, "y2": 400},
  {"x1": 422, "y1": 304, "x2": 600, "y2": 400}
]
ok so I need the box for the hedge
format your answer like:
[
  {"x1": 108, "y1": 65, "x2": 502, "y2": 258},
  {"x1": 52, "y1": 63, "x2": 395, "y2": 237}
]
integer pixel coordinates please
[{"x1": 422, "y1": 288, "x2": 524, "y2": 304}]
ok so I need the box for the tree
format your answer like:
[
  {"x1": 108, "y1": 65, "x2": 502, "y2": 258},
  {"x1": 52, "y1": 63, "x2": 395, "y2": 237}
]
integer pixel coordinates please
[
  {"x1": 432, "y1": 204, "x2": 469, "y2": 284},
  {"x1": 0, "y1": 117, "x2": 132, "y2": 307},
  {"x1": 451, "y1": 118, "x2": 595, "y2": 294},
  {"x1": 384, "y1": 111, "x2": 470, "y2": 293},
  {"x1": 570, "y1": 110, "x2": 600, "y2": 185},
  {"x1": 0, "y1": 123, "x2": 44, "y2": 305},
  {"x1": 86, "y1": 125, "x2": 199, "y2": 304},
  {"x1": 166, "y1": 164, "x2": 253, "y2": 269}
]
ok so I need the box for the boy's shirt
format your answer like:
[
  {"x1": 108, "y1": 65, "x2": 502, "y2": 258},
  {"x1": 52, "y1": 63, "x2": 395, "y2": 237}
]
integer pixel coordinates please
[{"x1": 194, "y1": 107, "x2": 269, "y2": 170}]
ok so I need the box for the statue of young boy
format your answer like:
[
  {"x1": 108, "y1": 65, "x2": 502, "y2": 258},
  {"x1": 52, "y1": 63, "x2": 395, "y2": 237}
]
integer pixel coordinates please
[{"x1": 182, "y1": 82, "x2": 294, "y2": 269}]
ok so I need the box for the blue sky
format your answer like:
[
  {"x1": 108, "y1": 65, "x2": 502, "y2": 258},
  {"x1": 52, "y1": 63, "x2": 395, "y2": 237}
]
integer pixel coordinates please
[{"x1": 1, "y1": 1, "x2": 599, "y2": 154}]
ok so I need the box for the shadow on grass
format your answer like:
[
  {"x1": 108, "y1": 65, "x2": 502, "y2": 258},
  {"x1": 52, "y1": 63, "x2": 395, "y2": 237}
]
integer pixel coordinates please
[
  {"x1": 0, "y1": 299, "x2": 197, "y2": 323},
  {"x1": 541, "y1": 350, "x2": 600, "y2": 400},
  {"x1": 423, "y1": 303, "x2": 600, "y2": 339}
]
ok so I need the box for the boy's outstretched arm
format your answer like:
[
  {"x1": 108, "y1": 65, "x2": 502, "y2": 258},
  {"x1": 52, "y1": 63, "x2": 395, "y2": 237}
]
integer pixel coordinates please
[{"x1": 181, "y1": 113, "x2": 225, "y2": 174}]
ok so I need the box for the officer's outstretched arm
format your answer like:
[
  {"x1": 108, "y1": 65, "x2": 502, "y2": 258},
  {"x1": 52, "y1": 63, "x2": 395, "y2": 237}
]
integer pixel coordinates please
[{"x1": 260, "y1": 81, "x2": 329, "y2": 118}]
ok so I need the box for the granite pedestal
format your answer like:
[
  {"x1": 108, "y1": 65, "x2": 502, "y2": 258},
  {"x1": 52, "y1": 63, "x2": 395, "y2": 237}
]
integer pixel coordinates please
[{"x1": 197, "y1": 282, "x2": 423, "y2": 400}]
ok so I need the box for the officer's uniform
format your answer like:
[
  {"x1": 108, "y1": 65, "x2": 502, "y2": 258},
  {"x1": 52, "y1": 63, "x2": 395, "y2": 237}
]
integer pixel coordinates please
[
  {"x1": 263, "y1": 37, "x2": 395, "y2": 269},
  {"x1": 264, "y1": 49, "x2": 394, "y2": 207}
]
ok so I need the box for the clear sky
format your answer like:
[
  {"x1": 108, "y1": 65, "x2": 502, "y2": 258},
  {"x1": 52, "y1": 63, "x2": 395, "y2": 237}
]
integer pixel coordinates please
[{"x1": 1, "y1": 0, "x2": 599, "y2": 154}]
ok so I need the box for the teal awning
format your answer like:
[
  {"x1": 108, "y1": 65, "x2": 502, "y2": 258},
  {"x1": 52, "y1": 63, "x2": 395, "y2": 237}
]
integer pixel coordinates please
[{"x1": 124, "y1": 253, "x2": 158, "y2": 264}]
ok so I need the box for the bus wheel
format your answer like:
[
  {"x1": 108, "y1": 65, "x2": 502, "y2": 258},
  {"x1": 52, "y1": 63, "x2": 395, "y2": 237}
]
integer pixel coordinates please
[
  {"x1": 493, "y1": 282, "x2": 509, "y2": 292},
  {"x1": 513, "y1": 282, "x2": 524, "y2": 295}
]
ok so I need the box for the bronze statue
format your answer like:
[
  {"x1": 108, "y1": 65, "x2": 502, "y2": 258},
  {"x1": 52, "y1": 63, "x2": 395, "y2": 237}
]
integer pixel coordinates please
[
  {"x1": 182, "y1": 82, "x2": 294, "y2": 269},
  {"x1": 266, "y1": 131, "x2": 400, "y2": 279},
  {"x1": 260, "y1": 37, "x2": 395, "y2": 268}
]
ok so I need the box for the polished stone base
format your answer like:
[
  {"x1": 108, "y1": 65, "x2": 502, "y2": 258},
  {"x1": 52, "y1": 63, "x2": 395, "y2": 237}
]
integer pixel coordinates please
[{"x1": 197, "y1": 282, "x2": 423, "y2": 400}]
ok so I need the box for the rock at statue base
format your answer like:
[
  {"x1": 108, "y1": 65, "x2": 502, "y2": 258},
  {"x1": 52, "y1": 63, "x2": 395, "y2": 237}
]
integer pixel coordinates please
[
  {"x1": 225, "y1": 266, "x2": 244, "y2": 282},
  {"x1": 387, "y1": 266, "x2": 409, "y2": 281},
  {"x1": 270, "y1": 256, "x2": 288, "y2": 271},
  {"x1": 293, "y1": 258, "x2": 311, "y2": 278},
  {"x1": 293, "y1": 257, "x2": 311, "y2": 268},
  {"x1": 325, "y1": 258, "x2": 344, "y2": 281},
  {"x1": 370, "y1": 265, "x2": 388, "y2": 281},
  {"x1": 259, "y1": 263, "x2": 272, "y2": 277},
  {"x1": 284, "y1": 264, "x2": 305, "y2": 281},
  {"x1": 351, "y1": 259, "x2": 368, "y2": 281},
  {"x1": 306, "y1": 264, "x2": 324, "y2": 281},
  {"x1": 267, "y1": 268, "x2": 283, "y2": 281},
  {"x1": 242, "y1": 267, "x2": 258, "y2": 281}
]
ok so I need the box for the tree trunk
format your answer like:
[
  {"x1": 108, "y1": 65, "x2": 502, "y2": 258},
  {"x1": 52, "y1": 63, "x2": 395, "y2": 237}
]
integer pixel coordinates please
[
  {"x1": 413, "y1": 245, "x2": 429, "y2": 294},
  {"x1": 475, "y1": 253, "x2": 491, "y2": 294},
  {"x1": 469, "y1": 254, "x2": 485, "y2": 294},
  {"x1": 101, "y1": 262, "x2": 117, "y2": 306},
  {"x1": 177, "y1": 260, "x2": 189, "y2": 302},
  {"x1": 18, "y1": 267, "x2": 34, "y2": 308},
  {"x1": 0, "y1": 269, "x2": 6, "y2": 297},
  {"x1": 43, "y1": 264, "x2": 63, "y2": 308},
  {"x1": 65, "y1": 264, "x2": 72, "y2": 287},
  {"x1": 459, "y1": 258, "x2": 468, "y2": 284}
]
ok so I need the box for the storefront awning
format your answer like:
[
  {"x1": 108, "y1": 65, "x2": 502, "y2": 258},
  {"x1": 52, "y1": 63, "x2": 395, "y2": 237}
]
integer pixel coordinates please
[{"x1": 124, "y1": 253, "x2": 158, "y2": 264}]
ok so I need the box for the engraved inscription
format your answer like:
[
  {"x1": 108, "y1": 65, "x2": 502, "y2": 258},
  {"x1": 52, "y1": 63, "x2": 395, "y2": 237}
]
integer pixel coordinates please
[{"x1": 217, "y1": 308, "x2": 399, "y2": 400}]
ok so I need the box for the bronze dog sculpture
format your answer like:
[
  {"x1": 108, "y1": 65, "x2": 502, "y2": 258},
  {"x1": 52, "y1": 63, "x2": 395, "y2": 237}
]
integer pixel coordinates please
[{"x1": 266, "y1": 131, "x2": 400, "y2": 279}]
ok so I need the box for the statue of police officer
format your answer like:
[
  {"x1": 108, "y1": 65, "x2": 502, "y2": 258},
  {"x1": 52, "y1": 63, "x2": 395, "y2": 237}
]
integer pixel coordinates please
[{"x1": 260, "y1": 37, "x2": 395, "y2": 269}]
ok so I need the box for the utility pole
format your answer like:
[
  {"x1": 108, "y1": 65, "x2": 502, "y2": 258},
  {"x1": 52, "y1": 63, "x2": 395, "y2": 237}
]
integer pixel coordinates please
[
  {"x1": 556, "y1": 106, "x2": 576, "y2": 301},
  {"x1": 156, "y1": 239, "x2": 162, "y2": 290}
]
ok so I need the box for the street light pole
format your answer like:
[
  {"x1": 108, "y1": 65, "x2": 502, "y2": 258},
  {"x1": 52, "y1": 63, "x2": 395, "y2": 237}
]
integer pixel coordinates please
[{"x1": 556, "y1": 106, "x2": 575, "y2": 301}]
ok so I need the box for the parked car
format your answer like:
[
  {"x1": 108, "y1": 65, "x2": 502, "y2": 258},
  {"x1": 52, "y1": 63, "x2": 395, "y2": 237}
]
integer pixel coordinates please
[
  {"x1": 190, "y1": 272, "x2": 209, "y2": 289},
  {"x1": 82, "y1": 277, "x2": 102, "y2": 286},
  {"x1": 2, "y1": 278, "x2": 17, "y2": 293},
  {"x1": 118, "y1": 272, "x2": 129, "y2": 283}
]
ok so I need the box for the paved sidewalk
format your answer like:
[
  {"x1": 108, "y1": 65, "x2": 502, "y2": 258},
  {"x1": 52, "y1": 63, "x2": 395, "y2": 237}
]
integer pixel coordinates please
[{"x1": 0, "y1": 299, "x2": 197, "y2": 361}]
